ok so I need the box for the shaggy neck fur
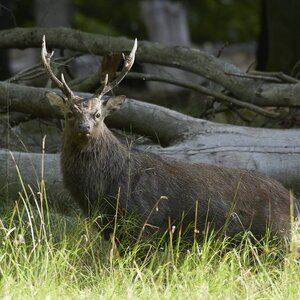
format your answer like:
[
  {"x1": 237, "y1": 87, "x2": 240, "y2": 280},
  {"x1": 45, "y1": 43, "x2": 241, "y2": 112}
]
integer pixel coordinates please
[{"x1": 61, "y1": 122, "x2": 129, "y2": 215}]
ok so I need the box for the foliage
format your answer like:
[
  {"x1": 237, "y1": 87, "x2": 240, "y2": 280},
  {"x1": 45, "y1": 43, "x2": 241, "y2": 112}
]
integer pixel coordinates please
[
  {"x1": 0, "y1": 177, "x2": 299, "y2": 299},
  {"x1": 10, "y1": 0, "x2": 260, "y2": 43},
  {"x1": 186, "y1": 0, "x2": 260, "y2": 42},
  {"x1": 73, "y1": 0, "x2": 147, "y2": 39},
  {"x1": 74, "y1": 0, "x2": 260, "y2": 42}
]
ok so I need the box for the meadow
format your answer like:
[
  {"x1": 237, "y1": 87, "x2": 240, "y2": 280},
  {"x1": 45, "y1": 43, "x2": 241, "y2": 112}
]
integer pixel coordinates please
[{"x1": 0, "y1": 179, "x2": 299, "y2": 300}]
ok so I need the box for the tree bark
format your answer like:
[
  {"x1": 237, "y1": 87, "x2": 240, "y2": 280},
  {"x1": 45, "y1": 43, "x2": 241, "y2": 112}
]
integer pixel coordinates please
[
  {"x1": 0, "y1": 149, "x2": 72, "y2": 212},
  {"x1": 1, "y1": 27, "x2": 300, "y2": 108}
]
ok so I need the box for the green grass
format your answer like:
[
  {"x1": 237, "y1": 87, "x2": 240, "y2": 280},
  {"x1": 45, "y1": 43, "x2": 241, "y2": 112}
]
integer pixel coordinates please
[{"x1": 0, "y1": 182, "x2": 300, "y2": 300}]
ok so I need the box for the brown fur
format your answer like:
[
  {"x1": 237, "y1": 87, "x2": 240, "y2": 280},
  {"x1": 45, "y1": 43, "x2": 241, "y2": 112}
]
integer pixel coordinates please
[
  {"x1": 41, "y1": 37, "x2": 298, "y2": 242},
  {"x1": 60, "y1": 97, "x2": 299, "y2": 242}
]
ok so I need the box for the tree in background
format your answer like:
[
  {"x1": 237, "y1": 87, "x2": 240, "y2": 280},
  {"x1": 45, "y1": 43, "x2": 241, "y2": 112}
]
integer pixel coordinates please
[
  {"x1": 35, "y1": 0, "x2": 73, "y2": 27},
  {"x1": 257, "y1": 0, "x2": 300, "y2": 75},
  {"x1": 0, "y1": 0, "x2": 14, "y2": 80}
]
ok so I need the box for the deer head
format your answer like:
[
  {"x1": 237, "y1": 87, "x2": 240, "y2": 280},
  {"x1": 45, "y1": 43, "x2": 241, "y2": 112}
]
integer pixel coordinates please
[{"x1": 41, "y1": 35, "x2": 137, "y2": 139}]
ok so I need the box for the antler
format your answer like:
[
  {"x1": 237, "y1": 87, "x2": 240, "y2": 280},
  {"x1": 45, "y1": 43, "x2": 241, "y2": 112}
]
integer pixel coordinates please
[
  {"x1": 95, "y1": 38, "x2": 137, "y2": 99},
  {"x1": 41, "y1": 35, "x2": 74, "y2": 99}
]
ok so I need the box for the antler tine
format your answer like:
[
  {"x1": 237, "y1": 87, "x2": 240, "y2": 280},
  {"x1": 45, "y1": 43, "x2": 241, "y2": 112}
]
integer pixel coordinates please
[
  {"x1": 61, "y1": 73, "x2": 75, "y2": 98},
  {"x1": 95, "y1": 38, "x2": 138, "y2": 99},
  {"x1": 99, "y1": 73, "x2": 109, "y2": 97},
  {"x1": 41, "y1": 35, "x2": 74, "y2": 99}
]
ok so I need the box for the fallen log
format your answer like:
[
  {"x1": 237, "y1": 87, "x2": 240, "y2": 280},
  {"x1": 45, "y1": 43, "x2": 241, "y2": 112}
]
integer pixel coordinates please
[
  {"x1": 1, "y1": 27, "x2": 300, "y2": 108},
  {"x1": 1, "y1": 83, "x2": 300, "y2": 204}
]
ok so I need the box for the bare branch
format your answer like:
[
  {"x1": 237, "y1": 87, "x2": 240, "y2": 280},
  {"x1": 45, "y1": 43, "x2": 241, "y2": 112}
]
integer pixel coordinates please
[
  {"x1": 224, "y1": 72, "x2": 283, "y2": 83},
  {"x1": 124, "y1": 72, "x2": 279, "y2": 118},
  {"x1": 2, "y1": 27, "x2": 300, "y2": 108},
  {"x1": 6, "y1": 55, "x2": 77, "y2": 84},
  {"x1": 249, "y1": 70, "x2": 299, "y2": 84}
]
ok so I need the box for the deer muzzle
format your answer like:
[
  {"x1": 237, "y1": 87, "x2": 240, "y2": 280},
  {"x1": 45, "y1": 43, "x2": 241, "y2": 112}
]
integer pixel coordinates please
[{"x1": 76, "y1": 120, "x2": 92, "y2": 137}]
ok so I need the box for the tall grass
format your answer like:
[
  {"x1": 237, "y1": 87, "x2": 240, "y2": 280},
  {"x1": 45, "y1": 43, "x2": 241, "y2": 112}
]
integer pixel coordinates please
[{"x1": 0, "y1": 176, "x2": 299, "y2": 299}]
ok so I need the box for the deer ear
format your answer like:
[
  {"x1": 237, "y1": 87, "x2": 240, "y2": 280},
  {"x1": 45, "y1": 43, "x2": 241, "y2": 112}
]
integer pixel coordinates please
[
  {"x1": 103, "y1": 95, "x2": 126, "y2": 115},
  {"x1": 46, "y1": 91, "x2": 66, "y2": 111}
]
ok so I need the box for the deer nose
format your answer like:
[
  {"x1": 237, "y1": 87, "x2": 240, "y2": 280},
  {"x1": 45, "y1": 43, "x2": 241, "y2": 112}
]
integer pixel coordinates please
[{"x1": 78, "y1": 124, "x2": 91, "y2": 134}]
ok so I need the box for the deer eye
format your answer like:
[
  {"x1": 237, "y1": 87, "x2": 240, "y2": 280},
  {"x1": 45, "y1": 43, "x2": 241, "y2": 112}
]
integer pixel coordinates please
[
  {"x1": 94, "y1": 112, "x2": 101, "y2": 119},
  {"x1": 66, "y1": 112, "x2": 74, "y2": 119}
]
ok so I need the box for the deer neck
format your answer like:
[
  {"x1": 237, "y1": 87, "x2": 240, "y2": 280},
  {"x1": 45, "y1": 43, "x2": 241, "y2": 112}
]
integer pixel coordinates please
[
  {"x1": 61, "y1": 124, "x2": 128, "y2": 197},
  {"x1": 60, "y1": 123, "x2": 131, "y2": 215},
  {"x1": 62, "y1": 124, "x2": 126, "y2": 164}
]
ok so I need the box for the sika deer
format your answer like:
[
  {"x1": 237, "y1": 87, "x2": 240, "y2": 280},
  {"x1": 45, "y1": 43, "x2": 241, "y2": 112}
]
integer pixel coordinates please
[{"x1": 41, "y1": 36, "x2": 299, "y2": 244}]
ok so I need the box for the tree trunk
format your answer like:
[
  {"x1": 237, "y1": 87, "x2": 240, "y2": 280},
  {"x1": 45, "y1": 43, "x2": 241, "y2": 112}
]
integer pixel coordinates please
[
  {"x1": 0, "y1": 0, "x2": 14, "y2": 80},
  {"x1": 140, "y1": 0, "x2": 193, "y2": 91},
  {"x1": 257, "y1": 0, "x2": 300, "y2": 74},
  {"x1": 32, "y1": 0, "x2": 73, "y2": 68},
  {"x1": 35, "y1": 0, "x2": 73, "y2": 27}
]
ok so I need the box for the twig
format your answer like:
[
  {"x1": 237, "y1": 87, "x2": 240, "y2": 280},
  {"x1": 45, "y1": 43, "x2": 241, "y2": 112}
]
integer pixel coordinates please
[
  {"x1": 216, "y1": 42, "x2": 229, "y2": 58},
  {"x1": 246, "y1": 60, "x2": 256, "y2": 73},
  {"x1": 290, "y1": 60, "x2": 300, "y2": 78},
  {"x1": 6, "y1": 55, "x2": 79, "y2": 83},
  {"x1": 225, "y1": 72, "x2": 282, "y2": 83},
  {"x1": 69, "y1": 73, "x2": 100, "y2": 92},
  {"x1": 249, "y1": 70, "x2": 299, "y2": 84},
  {"x1": 124, "y1": 72, "x2": 279, "y2": 118}
]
